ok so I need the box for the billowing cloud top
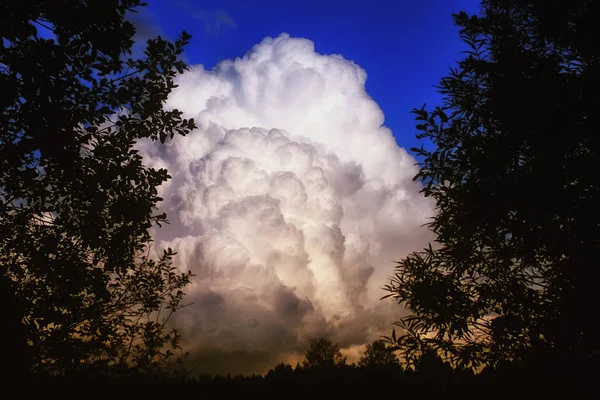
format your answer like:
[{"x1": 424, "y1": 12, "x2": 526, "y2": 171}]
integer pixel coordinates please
[{"x1": 140, "y1": 33, "x2": 433, "y2": 374}]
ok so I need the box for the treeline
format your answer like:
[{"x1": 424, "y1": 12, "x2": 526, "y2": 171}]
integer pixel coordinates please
[{"x1": 23, "y1": 338, "x2": 595, "y2": 392}]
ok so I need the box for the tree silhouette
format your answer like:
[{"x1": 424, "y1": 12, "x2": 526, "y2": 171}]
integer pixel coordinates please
[
  {"x1": 265, "y1": 362, "x2": 294, "y2": 383},
  {"x1": 302, "y1": 338, "x2": 347, "y2": 369},
  {"x1": 1, "y1": 0, "x2": 196, "y2": 376},
  {"x1": 384, "y1": 0, "x2": 600, "y2": 372},
  {"x1": 413, "y1": 349, "x2": 453, "y2": 387},
  {"x1": 357, "y1": 340, "x2": 399, "y2": 367}
]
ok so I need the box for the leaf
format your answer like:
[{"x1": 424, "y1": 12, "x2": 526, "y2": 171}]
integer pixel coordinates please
[{"x1": 1, "y1": 0, "x2": 194, "y2": 376}]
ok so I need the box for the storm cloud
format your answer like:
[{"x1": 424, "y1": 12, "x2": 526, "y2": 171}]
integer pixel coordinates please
[{"x1": 139, "y1": 34, "x2": 433, "y2": 374}]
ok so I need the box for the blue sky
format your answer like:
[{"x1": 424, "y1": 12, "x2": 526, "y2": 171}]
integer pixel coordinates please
[{"x1": 140, "y1": 0, "x2": 481, "y2": 153}]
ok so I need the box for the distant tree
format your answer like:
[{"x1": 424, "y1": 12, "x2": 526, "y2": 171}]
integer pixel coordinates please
[
  {"x1": 302, "y1": 338, "x2": 347, "y2": 369},
  {"x1": 384, "y1": 0, "x2": 600, "y2": 370},
  {"x1": 413, "y1": 349, "x2": 453, "y2": 387},
  {"x1": 357, "y1": 340, "x2": 399, "y2": 367},
  {"x1": 270, "y1": 362, "x2": 293, "y2": 373},
  {"x1": 265, "y1": 362, "x2": 294, "y2": 382},
  {"x1": 1, "y1": 0, "x2": 196, "y2": 376}
]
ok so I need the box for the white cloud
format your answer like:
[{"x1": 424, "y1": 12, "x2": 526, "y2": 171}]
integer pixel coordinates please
[{"x1": 139, "y1": 33, "x2": 433, "y2": 374}]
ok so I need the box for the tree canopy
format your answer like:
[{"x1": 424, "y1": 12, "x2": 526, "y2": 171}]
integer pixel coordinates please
[
  {"x1": 384, "y1": 0, "x2": 600, "y2": 371},
  {"x1": 302, "y1": 338, "x2": 347, "y2": 369},
  {"x1": 357, "y1": 340, "x2": 399, "y2": 367},
  {"x1": 1, "y1": 0, "x2": 196, "y2": 376}
]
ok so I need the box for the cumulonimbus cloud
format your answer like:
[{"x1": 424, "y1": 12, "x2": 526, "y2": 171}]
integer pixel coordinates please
[{"x1": 139, "y1": 33, "x2": 434, "y2": 374}]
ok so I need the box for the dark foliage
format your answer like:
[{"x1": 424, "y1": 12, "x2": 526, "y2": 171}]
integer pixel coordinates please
[
  {"x1": 357, "y1": 340, "x2": 400, "y2": 367},
  {"x1": 24, "y1": 345, "x2": 578, "y2": 395},
  {"x1": 302, "y1": 337, "x2": 347, "y2": 369},
  {"x1": 383, "y1": 0, "x2": 600, "y2": 377},
  {"x1": 19, "y1": 336, "x2": 592, "y2": 394},
  {"x1": 1, "y1": 0, "x2": 196, "y2": 376}
]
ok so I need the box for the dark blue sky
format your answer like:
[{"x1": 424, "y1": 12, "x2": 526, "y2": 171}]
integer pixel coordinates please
[{"x1": 141, "y1": 0, "x2": 481, "y2": 152}]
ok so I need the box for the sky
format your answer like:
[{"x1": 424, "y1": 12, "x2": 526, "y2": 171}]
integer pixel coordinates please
[
  {"x1": 131, "y1": 0, "x2": 483, "y2": 375},
  {"x1": 137, "y1": 0, "x2": 481, "y2": 152}
]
